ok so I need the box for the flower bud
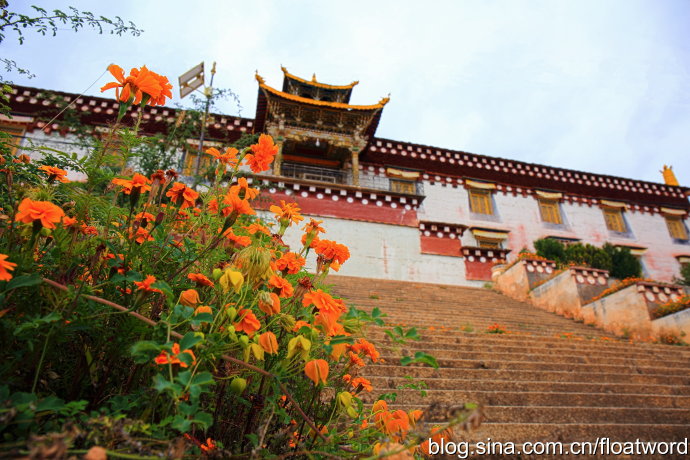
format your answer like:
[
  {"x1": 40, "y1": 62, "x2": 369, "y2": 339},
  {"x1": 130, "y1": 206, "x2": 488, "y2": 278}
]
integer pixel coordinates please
[
  {"x1": 212, "y1": 268, "x2": 223, "y2": 280},
  {"x1": 230, "y1": 377, "x2": 247, "y2": 395}
]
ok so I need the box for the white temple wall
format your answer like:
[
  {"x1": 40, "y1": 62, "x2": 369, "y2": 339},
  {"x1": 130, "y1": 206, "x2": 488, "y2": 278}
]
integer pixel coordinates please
[{"x1": 263, "y1": 212, "x2": 481, "y2": 287}]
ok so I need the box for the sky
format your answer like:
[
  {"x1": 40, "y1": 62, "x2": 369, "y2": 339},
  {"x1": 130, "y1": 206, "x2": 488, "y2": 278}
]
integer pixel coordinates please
[{"x1": 3, "y1": 0, "x2": 690, "y2": 186}]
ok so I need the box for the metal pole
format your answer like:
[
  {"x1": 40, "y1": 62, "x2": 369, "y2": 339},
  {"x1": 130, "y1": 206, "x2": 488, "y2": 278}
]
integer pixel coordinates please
[{"x1": 194, "y1": 61, "x2": 216, "y2": 175}]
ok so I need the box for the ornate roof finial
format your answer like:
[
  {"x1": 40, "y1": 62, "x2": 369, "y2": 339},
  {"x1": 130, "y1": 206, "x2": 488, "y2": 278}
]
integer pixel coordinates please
[
  {"x1": 255, "y1": 71, "x2": 265, "y2": 84},
  {"x1": 661, "y1": 165, "x2": 679, "y2": 186},
  {"x1": 312, "y1": 73, "x2": 317, "y2": 83}
]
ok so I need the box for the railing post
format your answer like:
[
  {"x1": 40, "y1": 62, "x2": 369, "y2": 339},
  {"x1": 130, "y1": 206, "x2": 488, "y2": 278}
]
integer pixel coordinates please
[
  {"x1": 351, "y1": 147, "x2": 360, "y2": 186},
  {"x1": 272, "y1": 136, "x2": 284, "y2": 176}
]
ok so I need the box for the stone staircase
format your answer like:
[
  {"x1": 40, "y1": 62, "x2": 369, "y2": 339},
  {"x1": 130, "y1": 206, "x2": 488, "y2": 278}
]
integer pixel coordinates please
[{"x1": 329, "y1": 276, "x2": 690, "y2": 458}]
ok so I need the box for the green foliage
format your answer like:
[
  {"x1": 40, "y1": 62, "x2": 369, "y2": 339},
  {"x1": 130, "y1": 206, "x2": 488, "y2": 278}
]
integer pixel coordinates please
[
  {"x1": 680, "y1": 263, "x2": 690, "y2": 286},
  {"x1": 534, "y1": 238, "x2": 641, "y2": 278},
  {"x1": 602, "y1": 243, "x2": 641, "y2": 279},
  {"x1": 534, "y1": 238, "x2": 566, "y2": 264}
]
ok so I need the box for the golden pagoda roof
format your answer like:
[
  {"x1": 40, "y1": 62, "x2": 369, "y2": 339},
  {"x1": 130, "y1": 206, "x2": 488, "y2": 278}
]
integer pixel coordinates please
[
  {"x1": 256, "y1": 73, "x2": 389, "y2": 111},
  {"x1": 281, "y1": 66, "x2": 359, "y2": 90}
]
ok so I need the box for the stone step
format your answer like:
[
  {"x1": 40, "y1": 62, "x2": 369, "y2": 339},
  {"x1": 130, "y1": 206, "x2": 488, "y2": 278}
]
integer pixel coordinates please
[
  {"x1": 372, "y1": 355, "x2": 690, "y2": 376},
  {"x1": 365, "y1": 329, "x2": 690, "y2": 355},
  {"x1": 367, "y1": 376, "x2": 690, "y2": 396},
  {"x1": 363, "y1": 365, "x2": 690, "y2": 385},
  {"x1": 384, "y1": 403, "x2": 690, "y2": 425},
  {"x1": 361, "y1": 389, "x2": 690, "y2": 408},
  {"x1": 374, "y1": 340, "x2": 690, "y2": 360},
  {"x1": 379, "y1": 347, "x2": 690, "y2": 368}
]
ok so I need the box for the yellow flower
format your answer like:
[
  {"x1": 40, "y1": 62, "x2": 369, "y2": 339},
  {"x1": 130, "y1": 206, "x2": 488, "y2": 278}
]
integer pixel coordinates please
[
  {"x1": 286, "y1": 335, "x2": 311, "y2": 361},
  {"x1": 219, "y1": 269, "x2": 244, "y2": 293}
]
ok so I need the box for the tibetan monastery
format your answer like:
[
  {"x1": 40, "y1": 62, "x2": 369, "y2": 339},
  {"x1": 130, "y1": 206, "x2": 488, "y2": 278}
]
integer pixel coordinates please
[{"x1": 4, "y1": 67, "x2": 690, "y2": 286}]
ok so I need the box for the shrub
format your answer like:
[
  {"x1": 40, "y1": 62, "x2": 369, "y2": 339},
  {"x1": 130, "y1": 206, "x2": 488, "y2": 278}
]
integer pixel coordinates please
[
  {"x1": 602, "y1": 243, "x2": 641, "y2": 279},
  {"x1": 534, "y1": 238, "x2": 566, "y2": 264}
]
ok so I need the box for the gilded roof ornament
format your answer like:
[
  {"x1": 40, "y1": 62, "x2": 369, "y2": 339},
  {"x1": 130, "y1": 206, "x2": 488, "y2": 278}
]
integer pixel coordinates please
[
  {"x1": 255, "y1": 71, "x2": 265, "y2": 84},
  {"x1": 661, "y1": 165, "x2": 679, "y2": 186}
]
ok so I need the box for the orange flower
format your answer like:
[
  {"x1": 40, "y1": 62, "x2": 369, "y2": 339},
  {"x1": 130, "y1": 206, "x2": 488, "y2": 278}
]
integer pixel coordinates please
[
  {"x1": 154, "y1": 343, "x2": 196, "y2": 368},
  {"x1": 179, "y1": 289, "x2": 200, "y2": 307},
  {"x1": 39, "y1": 165, "x2": 69, "y2": 183},
  {"x1": 61, "y1": 216, "x2": 78, "y2": 227},
  {"x1": 244, "y1": 134, "x2": 278, "y2": 173},
  {"x1": 275, "y1": 252, "x2": 306, "y2": 274},
  {"x1": 0, "y1": 254, "x2": 17, "y2": 282},
  {"x1": 134, "y1": 211, "x2": 155, "y2": 227},
  {"x1": 350, "y1": 338, "x2": 380, "y2": 363},
  {"x1": 223, "y1": 228, "x2": 252, "y2": 247},
  {"x1": 314, "y1": 311, "x2": 346, "y2": 336},
  {"x1": 258, "y1": 331, "x2": 279, "y2": 354},
  {"x1": 348, "y1": 351, "x2": 365, "y2": 367},
  {"x1": 292, "y1": 320, "x2": 312, "y2": 332},
  {"x1": 15, "y1": 198, "x2": 65, "y2": 229},
  {"x1": 301, "y1": 233, "x2": 320, "y2": 249},
  {"x1": 234, "y1": 308, "x2": 261, "y2": 336},
  {"x1": 222, "y1": 190, "x2": 255, "y2": 216},
  {"x1": 134, "y1": 275, "x2": 162, "y2": 294},
  {"x1": 166, "y1": 182, "x2": 199, "y2": 209},
  {"x1": 304, "y1": 359, "x2": 329, "y2": 385},
  {"x1": 131, "y1": 227, "x2": 154, "y2": 244},
  {"x1": 302, "y1": 289, "x2": 346, "y2": 314},
  {"x1": 303, "y1": 218, "x2": 326, "y2": 235},
  {"x1": 81, "y1": 224, "x2": 98, "y2": 236},
  {"x1": 101, "y1": 64, "x2": 172, "y2": 106},
  {"x1": 194, "y1": 305, "x2": 213, "y2": 315},
  {"x1": 229, "y1": 177, "x2": 260, "y2": 200},
  {"x1": 269, "y1": 200, "x2": 304, "y2": 227},
  {"x1": 350, "y1": 376, "x2": 373, "y2": 393},
  {"x1": 112, "y1": 173, "x2": 152, "y2": 195},
  {"x1": 268, "y1": 275, "x2": 294, "y2": 298},
  {"x1": 200, "y1": 438, "x2": 216, "y2": 453},
  {"x1": 419, "y1": 426, "x2": 454, "y2": 456},
  {"x1": 207, "y1": 147, "x2": 239, "y2": 167},
  {"x1": 384, "y1": 410, "x2": 410, "y2": 438},
  {"x1": 258, "y1": 292, "x2": 281, "y2": 315},
  {"x1": 188, "y1": 273, "x2": 214, "y2": 287},
  {"x1": 408, "y1": 409, "x2": 423, "y2": 427},
  {"x1": 244, "y1": 223, "x2": 270, "y2": 236},
  {"x1": 315, "y1": 239, "x2": 350, "y2": 265}
]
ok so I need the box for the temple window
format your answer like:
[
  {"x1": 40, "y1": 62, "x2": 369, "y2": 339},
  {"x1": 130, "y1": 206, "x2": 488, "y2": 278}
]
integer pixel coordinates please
[
  {"x1": 386, "y1": 167, "x2": 420, "y2": 195},
  {"x1": 538, "y1": 200, "x2": 562, "y2": 224},
  {"x1": 535, "y1": 191, "x2": 564, "y2": 225},
  {"x1": 466, "y1": 179, "x2": 497, "y2": 216},
  {"x1": 603, "y1": 208, "x2": 626, "y2": 232},
  {"x1": 600, "y1": 201, "x2": 629, "y2": 234},
  {"x1": 471, "y1": 228, "x2": 509, "y2": 249},
  {"x1": 661, "y1": 208, "x2": 689, "y2": 242},
  {"x1": 390, "y1": 179, "x2": 416, "y2": 194},
  {"x1": 665, "y1": 216, "x2": 688, "y2": 241},
  {"x1": 469, "y1": 189, "x2": 493, "y2": 215}
]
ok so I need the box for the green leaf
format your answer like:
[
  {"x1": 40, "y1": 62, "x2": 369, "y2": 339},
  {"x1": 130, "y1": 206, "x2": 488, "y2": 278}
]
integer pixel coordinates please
[
  {"x1": 176, "y1": 370, "x2": 193, "y2": 387},
  {"x1": 153, "y1": 374, "x2": 181, "y2": 396},
  {"x1": 190, "y1": 312, "x2": 213, "y2": 326},
  {"x1": 35, "y1": 396, "x2": 65, "y2": 412},
  {"x1": 191, "y1": 371, "x2": 215, "y2": 387},
  {"x1": 193, "y1": 411, "x2": 213, "y2": 430},
  {"x1": 180, "y1": 332, "x2": 203, "y2": 351},
  {"x1": 130, "y1": 340, "x2": 163, "y2": 363},
  {"x1": 329, "y1": 335, "x2": 355, "y2": 346},
  {"x1": 171, "y1": 304, "x2": 194, "y2": 322},
  {"x1": 5, "y1": 274, "x2": 43, "y2": 291}
]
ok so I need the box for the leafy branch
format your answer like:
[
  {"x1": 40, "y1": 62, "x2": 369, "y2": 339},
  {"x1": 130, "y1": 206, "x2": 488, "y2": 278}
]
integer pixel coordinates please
[{"x1": 0, "y1": 5, "x2": 143, "y2": 44}]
